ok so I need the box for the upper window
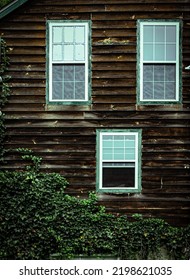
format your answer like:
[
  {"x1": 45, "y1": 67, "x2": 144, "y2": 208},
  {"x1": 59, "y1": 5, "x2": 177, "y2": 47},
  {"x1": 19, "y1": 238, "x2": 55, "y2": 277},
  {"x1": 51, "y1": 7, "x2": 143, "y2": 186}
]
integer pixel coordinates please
[
  {"x1": 96, "y1": 129, "x2": 142, "y2": 193},
  {"x1": 47, "y1": 21, "x2": 91, "y2": 104},
  {"x1": 137, "y1": 20, "x2": 181, "y2": 104}
]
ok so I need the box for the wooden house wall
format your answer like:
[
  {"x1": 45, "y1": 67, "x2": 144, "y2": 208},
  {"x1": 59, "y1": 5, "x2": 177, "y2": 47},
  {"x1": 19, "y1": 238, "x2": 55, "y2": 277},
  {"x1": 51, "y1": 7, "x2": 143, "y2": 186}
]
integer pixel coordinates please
[{"x1": 0, "y1": 0, "x2": 190, "y2": 225}]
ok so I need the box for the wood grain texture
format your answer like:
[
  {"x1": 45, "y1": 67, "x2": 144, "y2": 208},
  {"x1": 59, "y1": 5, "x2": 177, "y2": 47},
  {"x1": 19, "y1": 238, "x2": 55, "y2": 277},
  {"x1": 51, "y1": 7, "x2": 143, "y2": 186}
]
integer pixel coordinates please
[{"x1": 0, "y1": 0, "x2": 190, "y2": 226}]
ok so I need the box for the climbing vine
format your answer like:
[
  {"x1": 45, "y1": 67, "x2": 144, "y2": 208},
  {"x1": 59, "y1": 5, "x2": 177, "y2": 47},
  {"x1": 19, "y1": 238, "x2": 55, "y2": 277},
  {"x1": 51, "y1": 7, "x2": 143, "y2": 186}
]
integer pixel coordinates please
[{"x1": 0, "y1": 38, "x2": 11, "y2": 160}]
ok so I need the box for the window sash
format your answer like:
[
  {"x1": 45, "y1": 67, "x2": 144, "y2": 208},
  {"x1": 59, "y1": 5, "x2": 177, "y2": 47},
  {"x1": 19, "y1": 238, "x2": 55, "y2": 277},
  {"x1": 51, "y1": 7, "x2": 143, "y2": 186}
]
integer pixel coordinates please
[
  {"x1": 98, "y1": 132, "x2": 140, "y2": 190},
  {"x1": 139, "y1": 21, "x2": 180, "y2": 102},
  {"x1": 48, "y1": 21, "x2": 89, "y2": 102}
]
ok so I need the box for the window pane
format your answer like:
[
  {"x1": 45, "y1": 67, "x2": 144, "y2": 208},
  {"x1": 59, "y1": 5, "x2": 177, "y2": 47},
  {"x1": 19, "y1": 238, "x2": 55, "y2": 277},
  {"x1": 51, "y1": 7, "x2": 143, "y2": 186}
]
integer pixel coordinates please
[
  {"x1": 103, "y1": 135, "x2": 113, "y2": 141},
  {"x1": 75, "y1": 27, "x2": 85, "y2": 43},
  {"x1": 154, "y1": 82, "x2": 165, "y2": 99},
  {"x1": 114, "y1": 140, "x2": 124, "y2": 148},
  {"x1": 53, "y1": 27, "x2": 62, "y2": 43},
  {"x1": 143, "y1": 82, "x2": 153, "y2": 99},
  {"x1": 75, "y1": 82, "x2": 85, "y2": 99},
  {"x1": 75, "y1": 45, "x2": 85, "y2": 61},
  {"x1": 166, "y1": 44, "x2": 176, "y2": 61},
  {"x1": 143, "y1": 44, "x2": 153, "y2": 60},
  {"x1": 155, "y1": 26, "x2": 165, "y2": 42},
  {"x1": 165, "y1": 65, "x2": 175, "y2": 81},
  {"x1": 165, "y1": 82, "x2": 176, "y2": 99},
  {"x1": 64, "y1": 65, "x2": 74, "y2": 81},
  {"x1": 103, "y1": 167, "x2": 135, "y2": 188},
  {"x1": 155, "y1": 44, "x2": 165, "y2": 61},
  {"x1": 143, "y1": 65, "x2": 153, "y2": 81},
  {"x1": 143, "y1": 26, "x2": 153, "y2": 42},
  {"x1": 52, "y1": 65, "x2": 63, "y2": 81},
  {"x1": 103, "y1": 140, "x2": 112, "y2": 148},
  {"x1": 103, "y1": 153, "x2": 112, "y2": 161},
  {"x1": 75, "y1": 65, "x2": 85, "y2": 81},
  {"x1": 125, "y1": 148, "x2": 135, "y2": 160},
  {"x1": 114, "y1": 153, "x2": 124, "y2": 160},
  {"x1": 102, "y1": 134, "x2": 136, "y2": 161},
  {"x1": 64, "y1": 27, "x2": 74, "y2": 43},
  {"x1": 125, "y1": 140, "x2": 135, "y2": 148},
  {"x1": 53, "y1": 45, "x2": 62, "y2": 60},
  {"x1": 64, "y1": 81, "x2": 74, "y2": 99},
  {"x1": 52, "y1": 64, "x2": 85, "y2": 100},
  {"x1": 64, "y1": 45, "x2": 74, "y2": 60},
  {"x1": 166, "y1": 26, "x2": 176, "y2": 42},
  {"x1": 154, "y1": 65, "x2": 164, "y2": 81},
  {"x1": 52, "y1": 82, "x2": 63, "y2": 99}
]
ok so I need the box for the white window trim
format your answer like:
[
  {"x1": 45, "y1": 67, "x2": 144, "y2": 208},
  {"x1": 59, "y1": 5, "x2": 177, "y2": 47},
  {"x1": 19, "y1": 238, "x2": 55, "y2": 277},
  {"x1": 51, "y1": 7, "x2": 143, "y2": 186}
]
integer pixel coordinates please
[
  {"x1": 97, "y1": 131, "x2": 141, "y2": 192},
  {"x1": 48, "y1": 21, "x2": 89, "y2": 103},
  {"x1": 139, "y1": 21, "x2": 180, "y2": 102}
]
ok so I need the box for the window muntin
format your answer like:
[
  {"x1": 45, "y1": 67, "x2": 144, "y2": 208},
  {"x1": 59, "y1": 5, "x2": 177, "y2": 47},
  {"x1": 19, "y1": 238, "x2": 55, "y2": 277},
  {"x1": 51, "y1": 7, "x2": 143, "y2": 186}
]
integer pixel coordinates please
[
  {"x1": 97, "y1": 130, "x2": 142, "y2": 193},
  {"x1": 48, "y1": 21, "x2": 89, "y2": 103},
  {"x1": 139, "y1": 21, "x2": 180, "y2": 102}
]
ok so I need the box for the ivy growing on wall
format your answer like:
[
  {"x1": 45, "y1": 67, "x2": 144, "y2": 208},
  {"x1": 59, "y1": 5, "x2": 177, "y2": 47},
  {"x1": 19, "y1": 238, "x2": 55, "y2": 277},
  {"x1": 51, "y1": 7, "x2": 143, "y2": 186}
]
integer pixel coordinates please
[{"x1": 0, "y1": 38, "x2": 11, "y2": 160}]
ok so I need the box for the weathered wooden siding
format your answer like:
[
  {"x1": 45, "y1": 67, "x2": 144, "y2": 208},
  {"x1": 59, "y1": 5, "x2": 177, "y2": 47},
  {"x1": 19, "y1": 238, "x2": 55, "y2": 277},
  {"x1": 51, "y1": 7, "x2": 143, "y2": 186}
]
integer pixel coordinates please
[{"x1": 0, "y1": 0, "x2": 190, "y2": 225}]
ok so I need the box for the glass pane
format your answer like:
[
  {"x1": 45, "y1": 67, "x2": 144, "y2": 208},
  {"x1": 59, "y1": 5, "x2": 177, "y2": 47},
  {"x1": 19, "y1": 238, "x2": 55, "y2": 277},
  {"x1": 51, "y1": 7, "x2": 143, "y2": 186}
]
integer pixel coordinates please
[
  {"x1": 143, "y1": 26, "x2": 153, "y2": 42},
  {"x1": 103, "y1": 135, "x2": 113, "y2": 141},
  {"x1": 166, "y1": 44, "x2": 176, "y2": 61},
  {"x1": 114, "y1": 149, "x2": 124, "y2": 160},
  {"x1": 64, "y1": 81, "x2": 74, "y2": 99},
  {"x1": 75, "y1": 82, "x2": 85, "y2": 99},
  {"x1": 64, "y1": 27, "x2": 74, "y2": 43},
  {"x1": 64, "y1": 65, "x2": 74, "y2": 81},
  {"x1": 125, "y1": 140, "x2": 135, "y2": 148},
  {"x1": 155, "y1": 44, "x2": 165, "y2": 61},
  {"x1": 125, "y1": 135, "x2": 135, "y2": 141},
  {"x1": 64, "y1": 45, "x2": 74, "y2": 60},
  {"x1": 143, "y1": 44, "x2": 153, "y2": 60},
  {"x1": 114, "y1": 141, "x2": 124, "y2": 148},
  {"x1": 126, "y1": 153, "x2": 135, "y2": 160},
  {"x1": 53, "y1": 27, "x2": 62, "y2": 43},
  {"x1": 143, "y1": 65, "x2": 153, "y2": 81},
  {"x1": 75, "y1": 27, "x2": 85, "y2": 43},
  {"x1": 154, "y1": 65, "x2": 164, "y2": 81},
  {"x1": 166, "y1": 26, "x2": 176, "y2": 42},
  {"x1": 75, "y1": 65, "x2": 85, "y2": 81},
  {"x1": 52, "y1": 65, "x2": 63, "y2": 81},
  {"x1": 165, "y1": 82, "x2": 176, "y2": 99},
  {"x1": 114, "y1": 135, "x2": 124, "y2": 141},
  {"x1": 103, "y1": 153, "x2": 112, "y2": 161},
  {"x1": 143, "y1": 82, "x2": 153, "y2": 99},
  {"x1": 103, "y1": 140, "x2": 112, "y2": 148},
  {"x1": 52, "y1": 82, "x2": 63, "y2": 100},
  {"x1": 125, "y1": 148, "x2": 135, "y2": 160},
  {"x1": 154, "y1": 82, "x2": 164, "y2": 99},
  {"x1": 103, "y1": 167, "x2": 135, "y2": 188},
  {"x1": 53, "y1": 45, "x2": 62, "y2": 60},
  {"x1": 165, "y1": 65, "x2": 176, "y2": 81},
  {"x1": 155, "y1": 26, "x2": 165, "y2": 42},
  {"x1": 75, "y1": 45, "x2": 85, "y2": 61}
]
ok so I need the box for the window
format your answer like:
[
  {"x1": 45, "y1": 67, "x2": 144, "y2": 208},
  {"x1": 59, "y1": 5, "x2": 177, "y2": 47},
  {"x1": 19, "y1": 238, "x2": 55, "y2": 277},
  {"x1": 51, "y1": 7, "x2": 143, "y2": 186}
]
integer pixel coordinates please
[
  {"x1": 47, "y1": 21, "x2": 91, "y2": 104},
  {"x1": 96, "y1": 130, "x2": 142, "y2": 193},
  {"x1": 137, "y1": 20, "x2": 181, "y2": 103}
]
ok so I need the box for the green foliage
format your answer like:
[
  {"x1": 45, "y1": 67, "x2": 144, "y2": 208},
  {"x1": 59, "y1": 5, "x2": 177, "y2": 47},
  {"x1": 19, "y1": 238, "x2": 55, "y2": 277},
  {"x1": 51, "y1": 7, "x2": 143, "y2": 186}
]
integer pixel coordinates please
[
  {"x1": 0, "y1": 0, "x2": 13, "y2": 9},
  {"x1": 0, "y1": 38, "x2": 11, "y2": 161},
  {"x1": 0, "y1": 150, "x2": 189, "y2": 260},
  {"x1": 0, "y1": 160, "x2": 68, "y2": 259}
]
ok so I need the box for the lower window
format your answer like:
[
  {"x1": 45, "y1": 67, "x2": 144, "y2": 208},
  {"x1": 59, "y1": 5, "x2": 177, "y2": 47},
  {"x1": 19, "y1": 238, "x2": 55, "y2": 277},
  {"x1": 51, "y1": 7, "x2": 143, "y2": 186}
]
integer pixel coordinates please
[{"x1": 96, "y1": 129, "x2": 142, "y2": 193}]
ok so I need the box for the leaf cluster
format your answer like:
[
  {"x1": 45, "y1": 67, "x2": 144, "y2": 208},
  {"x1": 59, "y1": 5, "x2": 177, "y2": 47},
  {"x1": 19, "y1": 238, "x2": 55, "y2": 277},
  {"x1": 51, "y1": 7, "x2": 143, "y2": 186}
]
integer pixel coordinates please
[
  {"x1": 0, "y1": 38, "x2": 11, "y2": 160},
  {"x1": 0, "y1": 150, "x2": 189, "y2": 260}
]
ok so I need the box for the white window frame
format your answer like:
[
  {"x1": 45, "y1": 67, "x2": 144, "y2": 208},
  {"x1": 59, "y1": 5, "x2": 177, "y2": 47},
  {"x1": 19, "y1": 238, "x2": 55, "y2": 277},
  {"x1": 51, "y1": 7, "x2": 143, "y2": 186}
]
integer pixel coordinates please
[
  {"x1": 48, "y1": 21, "x2": 89, "y2": 103},
  {"x1": 96, "y1": 130, "x2": 142, "y2": 193},
  {"x1": 139, "y1": 21, "x2": 180, "y2": 103}
]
